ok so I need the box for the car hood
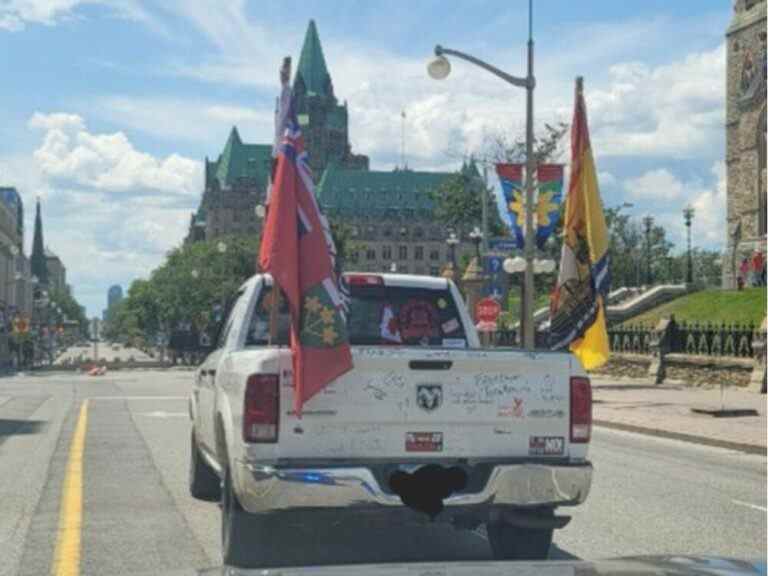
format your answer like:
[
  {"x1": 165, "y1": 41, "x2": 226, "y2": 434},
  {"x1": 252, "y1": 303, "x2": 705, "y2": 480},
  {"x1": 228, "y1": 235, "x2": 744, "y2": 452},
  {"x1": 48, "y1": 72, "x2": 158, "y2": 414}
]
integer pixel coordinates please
[{"x1": 194, "y1": 556, "x2": 765, "y2": 576}]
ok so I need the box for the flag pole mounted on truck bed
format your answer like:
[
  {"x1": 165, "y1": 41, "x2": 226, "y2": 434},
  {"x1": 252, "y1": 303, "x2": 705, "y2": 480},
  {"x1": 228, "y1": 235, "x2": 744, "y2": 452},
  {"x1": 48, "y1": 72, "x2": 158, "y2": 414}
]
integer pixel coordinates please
[
  {"x1": 259, "y1": 55, "x2": 353, "y2": 416},
  {"x1": 267, "y1": 56, "x2": 291, "y2": 347}
]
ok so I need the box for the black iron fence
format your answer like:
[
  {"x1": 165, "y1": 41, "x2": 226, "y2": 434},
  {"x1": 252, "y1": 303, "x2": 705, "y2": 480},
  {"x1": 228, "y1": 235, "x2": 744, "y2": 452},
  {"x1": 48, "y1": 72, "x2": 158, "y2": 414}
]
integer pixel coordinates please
[
  {"x1": 486, "y1": 329, "x2": 552, "y2": 349},
  {"x1": 608, "y1": 324, "x2": 653, "y2": 354},
  {"x1": 606, "y1": 320, "x2": 758, "y2": 358},
  {"x1": 668, "y1": 320, "x2": 756, "y2": 358}
]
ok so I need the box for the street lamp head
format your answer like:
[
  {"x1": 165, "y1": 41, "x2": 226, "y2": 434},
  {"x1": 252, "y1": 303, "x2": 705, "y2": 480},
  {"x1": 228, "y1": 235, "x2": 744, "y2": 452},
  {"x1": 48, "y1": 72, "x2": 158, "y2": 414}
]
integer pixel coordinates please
[
  {"x1": 191, "y1": 269, "x2": 200, "y2": 280},
  {"x1": 503, "y1": 256, "x2": 526, "y2": 274},
  {"x1": 427, "y1": 54, "x2": 451, "y2": 80},
  {"x1": 254, "y1": 204, "x2": 266, "y2": 219},
  {"x1": 217, "y1": 241, "x2": 227, "y2": 254},
  {"x1": 469, "y1": 226, "x2": 483, "y2": 240},
  {"x1": 534, "y1": 258, "x2": 556, "y2": 274},
  {"x1": 446, "y1": 231, "x2": 459, "y2": 246}
]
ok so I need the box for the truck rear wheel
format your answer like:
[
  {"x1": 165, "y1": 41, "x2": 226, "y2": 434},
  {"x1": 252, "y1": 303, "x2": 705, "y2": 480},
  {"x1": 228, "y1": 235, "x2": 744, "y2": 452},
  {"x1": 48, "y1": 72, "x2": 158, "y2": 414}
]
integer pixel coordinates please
[
  {"x1": 189, "y1": 431, "x2": 220, "y2": 501},
  {"x1": 222, "y1": 465, "x2": 279, "y2": 567},
  {"x1": 487, "y1": 522, "x2": 553, "y2": 560}
]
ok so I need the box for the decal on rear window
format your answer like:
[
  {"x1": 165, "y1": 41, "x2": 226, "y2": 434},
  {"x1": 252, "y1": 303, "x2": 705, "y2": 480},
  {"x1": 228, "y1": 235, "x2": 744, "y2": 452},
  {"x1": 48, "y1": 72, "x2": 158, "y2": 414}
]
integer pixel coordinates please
[
  {"x1": 441, "y1": 318, "x2": 460, "y2": 334},
  {"x1": 379, "y1": 304, "x2": 402, "y2": 343},
  {"x1": 398, "y1": 299, "x2": 439, "y2": 340}
]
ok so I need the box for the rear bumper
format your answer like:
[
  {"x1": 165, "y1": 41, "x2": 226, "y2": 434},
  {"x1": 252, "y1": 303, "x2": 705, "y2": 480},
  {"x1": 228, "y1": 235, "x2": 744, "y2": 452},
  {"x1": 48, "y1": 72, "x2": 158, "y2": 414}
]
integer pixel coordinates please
[{"x1": 233, "y1": 458, "x2": 592, "y2": 516}]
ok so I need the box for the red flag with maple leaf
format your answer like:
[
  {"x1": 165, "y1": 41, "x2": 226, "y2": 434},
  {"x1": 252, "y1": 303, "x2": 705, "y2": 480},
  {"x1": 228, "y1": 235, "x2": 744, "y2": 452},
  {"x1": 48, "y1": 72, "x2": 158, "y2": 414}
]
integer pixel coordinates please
[{"x1": 259, "y1": 59, "x2": 353, "y2": 416}]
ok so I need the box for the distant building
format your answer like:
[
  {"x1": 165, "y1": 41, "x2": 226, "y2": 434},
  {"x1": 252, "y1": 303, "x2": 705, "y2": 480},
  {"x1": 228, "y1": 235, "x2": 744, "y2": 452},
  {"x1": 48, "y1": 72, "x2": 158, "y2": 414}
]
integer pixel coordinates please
[
  {"x1": 186, "y1": 20, "x2": 479, "y2": 275},
  {"x1": 45, "y1": 248, "x2": 67, "y2": 294},
  {"x1": 108, "y1": 285, "x2": 123, "y2": 309},
  {"x1": 723, "y1": 0, "x2": 767, "y2": 287}
]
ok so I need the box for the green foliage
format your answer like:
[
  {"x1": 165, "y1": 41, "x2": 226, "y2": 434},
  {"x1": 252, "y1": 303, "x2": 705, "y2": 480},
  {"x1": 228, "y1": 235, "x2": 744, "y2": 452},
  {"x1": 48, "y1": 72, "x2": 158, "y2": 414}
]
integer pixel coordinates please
[
  {"x1": 501, "y1": 288, "x2": 551, "y2": 325},
  {"x1": 430, "y1": 169, "x2": 505, "y2": 236},
  {"x1": 625, "y1": 288, "x2": 766, "y2": 327},
  {"x1": 103, "y1": 235, "x2": 261, "y2": 343},
  {"x1": 48, "y1": 287, "x2": 88, "y2": 335}
]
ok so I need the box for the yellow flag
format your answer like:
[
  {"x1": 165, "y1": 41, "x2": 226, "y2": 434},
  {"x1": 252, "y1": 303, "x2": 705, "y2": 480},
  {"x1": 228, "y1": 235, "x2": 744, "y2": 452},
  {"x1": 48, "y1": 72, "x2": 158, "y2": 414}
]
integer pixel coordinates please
[{"x1": 549, "y1": 77, "x2": 610, "y2": 370}]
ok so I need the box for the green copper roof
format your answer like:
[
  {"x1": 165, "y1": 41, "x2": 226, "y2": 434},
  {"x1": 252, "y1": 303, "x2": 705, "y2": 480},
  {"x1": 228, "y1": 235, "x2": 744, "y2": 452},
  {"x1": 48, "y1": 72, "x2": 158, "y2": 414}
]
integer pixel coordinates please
[
  {"x1": 295, "y1": 19, "x2": 332, "y2": 97},
  {"x1": 207, "y1": 127, "x2": 272, "y2": 190},
  {"x1": 316, "y1": 165, "x2": 453, "y2": 219}
]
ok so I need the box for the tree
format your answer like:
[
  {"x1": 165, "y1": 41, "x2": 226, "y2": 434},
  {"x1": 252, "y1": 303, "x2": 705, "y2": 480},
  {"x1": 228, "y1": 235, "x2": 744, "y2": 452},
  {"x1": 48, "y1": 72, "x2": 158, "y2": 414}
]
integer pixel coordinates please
[
  {"x1": 432, "y1": 123, "x2": 570, "y2": 240},
  {"x1": 105, "y1": 234, "x2": 262, "y2": 344},
  {"x1": 48, "y1": 287, "x2": 89, "y2": 336},
  {"x1": 430, "y1": 166, "x2": 506, "y2": 236}
]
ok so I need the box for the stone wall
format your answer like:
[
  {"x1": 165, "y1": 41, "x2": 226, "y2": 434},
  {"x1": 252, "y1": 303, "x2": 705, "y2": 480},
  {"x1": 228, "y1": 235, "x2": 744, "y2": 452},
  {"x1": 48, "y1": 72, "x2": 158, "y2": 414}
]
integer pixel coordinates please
[
  {"x1": 664, "y1": 355, "x2": 754, "y2": 388},
  {"x1": 589, "y1": 353, "x2": 652, "y2": 379}
]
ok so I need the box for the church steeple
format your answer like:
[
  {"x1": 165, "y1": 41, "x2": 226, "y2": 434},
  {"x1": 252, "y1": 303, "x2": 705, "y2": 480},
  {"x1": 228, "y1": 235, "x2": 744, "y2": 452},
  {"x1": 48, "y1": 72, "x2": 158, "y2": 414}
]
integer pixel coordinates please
[
  {"x1": 295, "y1": 19, "x2": 333, "y2": 98},
  {"x1": 30, "y1": 198, "x2": 48, "y2": 285}
]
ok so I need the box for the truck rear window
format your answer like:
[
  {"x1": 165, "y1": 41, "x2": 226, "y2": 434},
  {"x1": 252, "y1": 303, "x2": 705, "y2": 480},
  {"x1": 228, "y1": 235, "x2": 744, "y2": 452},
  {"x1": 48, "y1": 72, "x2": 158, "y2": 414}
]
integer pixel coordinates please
[{"x1": 245, "y1": 284, "x2": 467, "y2": 348}]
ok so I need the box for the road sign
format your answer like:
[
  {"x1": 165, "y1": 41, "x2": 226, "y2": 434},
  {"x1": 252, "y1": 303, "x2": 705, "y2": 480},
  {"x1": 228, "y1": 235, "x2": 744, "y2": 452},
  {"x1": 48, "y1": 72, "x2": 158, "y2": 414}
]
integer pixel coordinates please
[
  {"x1": 484, "y1": 255, "x2": 504, "y2": 275},
  {"x1": 483, "y1": 282, "x2": 505, "y2": 300},
  {"x1": 475, "y1": 297, "x2": 502, "y2": 324},
  {"x1": 488, "y1": 238, "x2": 518, "y2": 253}
]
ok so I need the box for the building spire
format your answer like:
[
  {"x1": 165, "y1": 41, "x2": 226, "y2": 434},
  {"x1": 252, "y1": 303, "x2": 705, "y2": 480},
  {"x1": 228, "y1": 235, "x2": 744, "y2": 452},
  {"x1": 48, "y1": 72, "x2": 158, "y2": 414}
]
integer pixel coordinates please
[
  {"x1": 30, "y1": 197, "x2": 48, "y2": 285},
  {"x1": 295, "y1": 19, "x2": 333, "y2": 97}
]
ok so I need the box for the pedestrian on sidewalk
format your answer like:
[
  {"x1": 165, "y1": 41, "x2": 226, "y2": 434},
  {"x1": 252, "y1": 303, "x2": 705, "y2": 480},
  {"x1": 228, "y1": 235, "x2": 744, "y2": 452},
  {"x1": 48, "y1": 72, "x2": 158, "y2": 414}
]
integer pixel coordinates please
[
  {"x1": 738, "y1": 257, "x2": 749, "y2": 290},
  {"x1": 751, "y1": 250, "x2": 764, "y2": 287}
]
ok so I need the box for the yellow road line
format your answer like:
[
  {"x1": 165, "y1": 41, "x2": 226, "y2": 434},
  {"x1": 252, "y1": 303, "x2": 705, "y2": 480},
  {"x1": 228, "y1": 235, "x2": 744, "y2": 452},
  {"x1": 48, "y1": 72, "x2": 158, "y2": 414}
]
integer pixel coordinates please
[{"x1": 51, "y1": 400, "x2": 89, "y2": 576}]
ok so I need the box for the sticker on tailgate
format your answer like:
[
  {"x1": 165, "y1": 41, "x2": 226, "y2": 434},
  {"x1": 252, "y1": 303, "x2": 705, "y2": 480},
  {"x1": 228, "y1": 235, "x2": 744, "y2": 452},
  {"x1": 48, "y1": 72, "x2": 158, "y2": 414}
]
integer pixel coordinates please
[
  {"x1": 529, "y1": 436, "x2": 565, "y2": 456},
  {"x1": 406, "y1": 432, "x2": 443, "y2": 452}
]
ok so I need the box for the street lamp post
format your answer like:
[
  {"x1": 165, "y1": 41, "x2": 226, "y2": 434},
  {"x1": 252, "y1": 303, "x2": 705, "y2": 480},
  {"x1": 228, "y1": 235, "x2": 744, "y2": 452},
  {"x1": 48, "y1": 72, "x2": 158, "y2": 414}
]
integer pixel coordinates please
[
  {"x1": 642, "y1": 215, "x2": 654, "y2": 285},
  {"x1": 683, "y1": 206, "x2": 695, "y2": 284},
  {"x1": 469, "y1": 227, "x2": 483, "y2": 259},
  {"x1": 428, "y1": 0, "x2": 537, "y2": 350},
  {"x1": 446, "y1": 231, "x2": 459, "y2": 269}
]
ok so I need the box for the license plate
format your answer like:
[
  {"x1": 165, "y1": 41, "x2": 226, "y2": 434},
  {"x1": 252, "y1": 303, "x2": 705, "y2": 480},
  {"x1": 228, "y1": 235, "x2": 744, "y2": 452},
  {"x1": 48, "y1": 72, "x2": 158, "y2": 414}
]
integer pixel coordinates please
[{"x1": 406, "y1": 432, "x2": 443, "y2": 452}]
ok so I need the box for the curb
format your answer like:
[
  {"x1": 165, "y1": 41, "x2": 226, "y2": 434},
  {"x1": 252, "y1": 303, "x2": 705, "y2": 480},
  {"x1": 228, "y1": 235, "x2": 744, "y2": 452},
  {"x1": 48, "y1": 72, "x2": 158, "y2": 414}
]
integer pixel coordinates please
[{"x1": 594, "y1": 420, "x2": 767, "y2": 456}]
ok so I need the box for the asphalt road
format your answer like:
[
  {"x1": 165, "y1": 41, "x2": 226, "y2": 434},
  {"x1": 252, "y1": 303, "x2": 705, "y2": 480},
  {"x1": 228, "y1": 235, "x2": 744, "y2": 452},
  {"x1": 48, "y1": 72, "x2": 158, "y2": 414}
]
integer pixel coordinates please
[
  {"x1": 0, "y1": 370, "x2": 765, "y2": 575},
  {"x1": 54, "y1": 342, "x2": 154, "y2": 365}
]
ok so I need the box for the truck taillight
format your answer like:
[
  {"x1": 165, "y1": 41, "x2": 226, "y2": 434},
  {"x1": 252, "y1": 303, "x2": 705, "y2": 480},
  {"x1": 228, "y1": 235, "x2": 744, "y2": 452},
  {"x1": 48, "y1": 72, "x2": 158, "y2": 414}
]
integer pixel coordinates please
[
  {"x1": 243, "y1": 374, "x2": 279, "y2": 443},
  {"x1": 570, "y1": 376, "x2": 592, "y2": 443},
  {"x1": 345, "y1": 274, "x2": 384, "y2": 285}
]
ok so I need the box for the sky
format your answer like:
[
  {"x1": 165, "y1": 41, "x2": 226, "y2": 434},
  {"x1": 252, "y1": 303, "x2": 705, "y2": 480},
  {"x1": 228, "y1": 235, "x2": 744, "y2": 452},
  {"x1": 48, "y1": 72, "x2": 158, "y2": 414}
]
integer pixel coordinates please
[{"x1": 0, "y1": 0, "x2": 732, "y2": 316}]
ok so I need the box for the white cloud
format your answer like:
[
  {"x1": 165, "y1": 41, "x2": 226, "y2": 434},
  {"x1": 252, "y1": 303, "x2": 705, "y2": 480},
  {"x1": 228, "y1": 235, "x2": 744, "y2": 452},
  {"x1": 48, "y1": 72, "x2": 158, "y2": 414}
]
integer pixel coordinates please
[
  {"x1": 624, "y1": 168, "x2": 684, "y2": 201},
  {"x1": 0, "y1": 0, "x2": 150, "y2": 31},
  {"x1": 626, "y1": 161, "x2": 726, "y2": 249},
  {"x1": 158, "y1": 4, "x2": 724, "y2": 169},
  {"x1": 1, "y1": 112, "x2": 206, "y2": 315},
  {"x1": 29, "y1": 112, "x2": 202, "y2": 195},
  {"x1": 689, "y1": 160, "x2": 727, "y2": 245},
  {"x1": 585, "y1": 44, "x2": 726, "y2": 159}
]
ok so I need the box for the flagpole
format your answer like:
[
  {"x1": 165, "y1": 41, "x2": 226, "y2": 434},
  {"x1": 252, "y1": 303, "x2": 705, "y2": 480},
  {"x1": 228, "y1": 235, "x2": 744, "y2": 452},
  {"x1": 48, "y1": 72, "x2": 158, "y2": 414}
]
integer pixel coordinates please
[{"x1": 522, "y1": 0, "x2": 536, "y2": 351}]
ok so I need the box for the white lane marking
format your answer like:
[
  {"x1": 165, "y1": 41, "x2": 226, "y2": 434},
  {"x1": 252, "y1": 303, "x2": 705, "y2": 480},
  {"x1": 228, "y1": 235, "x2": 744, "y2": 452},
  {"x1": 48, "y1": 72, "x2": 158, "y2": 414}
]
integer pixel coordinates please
[
  {"x1": 137, "y1": 411, "x2": 188, "y2": 418},
  {"x1": 732, "y1": 499, "x2": 767, "y2": 513},
  {"x1": 88, "y1": 396, "x2": 186, "y2": 401}
]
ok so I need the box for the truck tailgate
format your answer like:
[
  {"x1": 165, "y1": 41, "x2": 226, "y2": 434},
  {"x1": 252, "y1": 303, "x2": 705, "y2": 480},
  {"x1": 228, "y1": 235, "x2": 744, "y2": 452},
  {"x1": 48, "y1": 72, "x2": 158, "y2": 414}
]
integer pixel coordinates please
[{"x1": 276, "y1": 348, "x2": 573, "y2": 460}]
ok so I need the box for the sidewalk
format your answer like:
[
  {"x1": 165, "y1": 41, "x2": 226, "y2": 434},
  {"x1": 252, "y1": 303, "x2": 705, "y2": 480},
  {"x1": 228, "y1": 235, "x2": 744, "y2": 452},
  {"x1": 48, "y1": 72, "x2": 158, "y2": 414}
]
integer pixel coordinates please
[{"x1": 590, "y1": 376, "x2": 767, "y2": 455}]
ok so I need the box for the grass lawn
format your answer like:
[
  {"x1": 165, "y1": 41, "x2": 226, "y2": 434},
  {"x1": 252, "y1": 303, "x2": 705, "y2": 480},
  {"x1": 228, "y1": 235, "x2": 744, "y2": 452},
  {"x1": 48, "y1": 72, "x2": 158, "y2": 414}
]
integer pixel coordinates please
[
  {"x1": 501, "y1": 291, "x2": 551, "y2": 324},
  {"x1": 624, "y1": 287, "x2": 766, "y2": 328}
]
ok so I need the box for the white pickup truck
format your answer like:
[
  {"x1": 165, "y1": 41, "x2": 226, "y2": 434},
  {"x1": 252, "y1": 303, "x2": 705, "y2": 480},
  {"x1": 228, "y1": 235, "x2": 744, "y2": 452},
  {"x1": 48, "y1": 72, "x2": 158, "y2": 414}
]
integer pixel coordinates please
[{"x1": 189, "y1": 272, "x2": 593, "y2": 567}]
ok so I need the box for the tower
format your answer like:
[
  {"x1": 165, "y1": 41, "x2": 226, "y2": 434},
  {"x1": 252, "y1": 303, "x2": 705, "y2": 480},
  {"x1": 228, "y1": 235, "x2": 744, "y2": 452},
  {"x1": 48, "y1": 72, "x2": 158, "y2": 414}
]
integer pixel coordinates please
[
  {"x1": 30, "y1": 198, "x2": 48, "y2": 286},
  {"x1": 723, "y1": 0, "x2": 767, "y2": 287},
  {"x1": 293, "y1": 20, "x2": 368, "y2": 177}
]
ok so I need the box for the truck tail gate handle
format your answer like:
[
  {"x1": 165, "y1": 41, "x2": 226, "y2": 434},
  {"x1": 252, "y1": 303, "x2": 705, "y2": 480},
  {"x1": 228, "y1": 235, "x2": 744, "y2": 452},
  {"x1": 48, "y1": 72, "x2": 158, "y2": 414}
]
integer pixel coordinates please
[{"x1": 409, "y1": 360, "x2": 453, "y2": 371}]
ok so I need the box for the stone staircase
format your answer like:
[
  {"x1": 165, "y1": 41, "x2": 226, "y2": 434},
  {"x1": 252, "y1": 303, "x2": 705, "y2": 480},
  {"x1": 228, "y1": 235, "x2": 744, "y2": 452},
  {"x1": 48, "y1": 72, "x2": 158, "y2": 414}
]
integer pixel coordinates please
[{"x1": 523, "y1": 284, "x2": 694, "y2": 331}]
